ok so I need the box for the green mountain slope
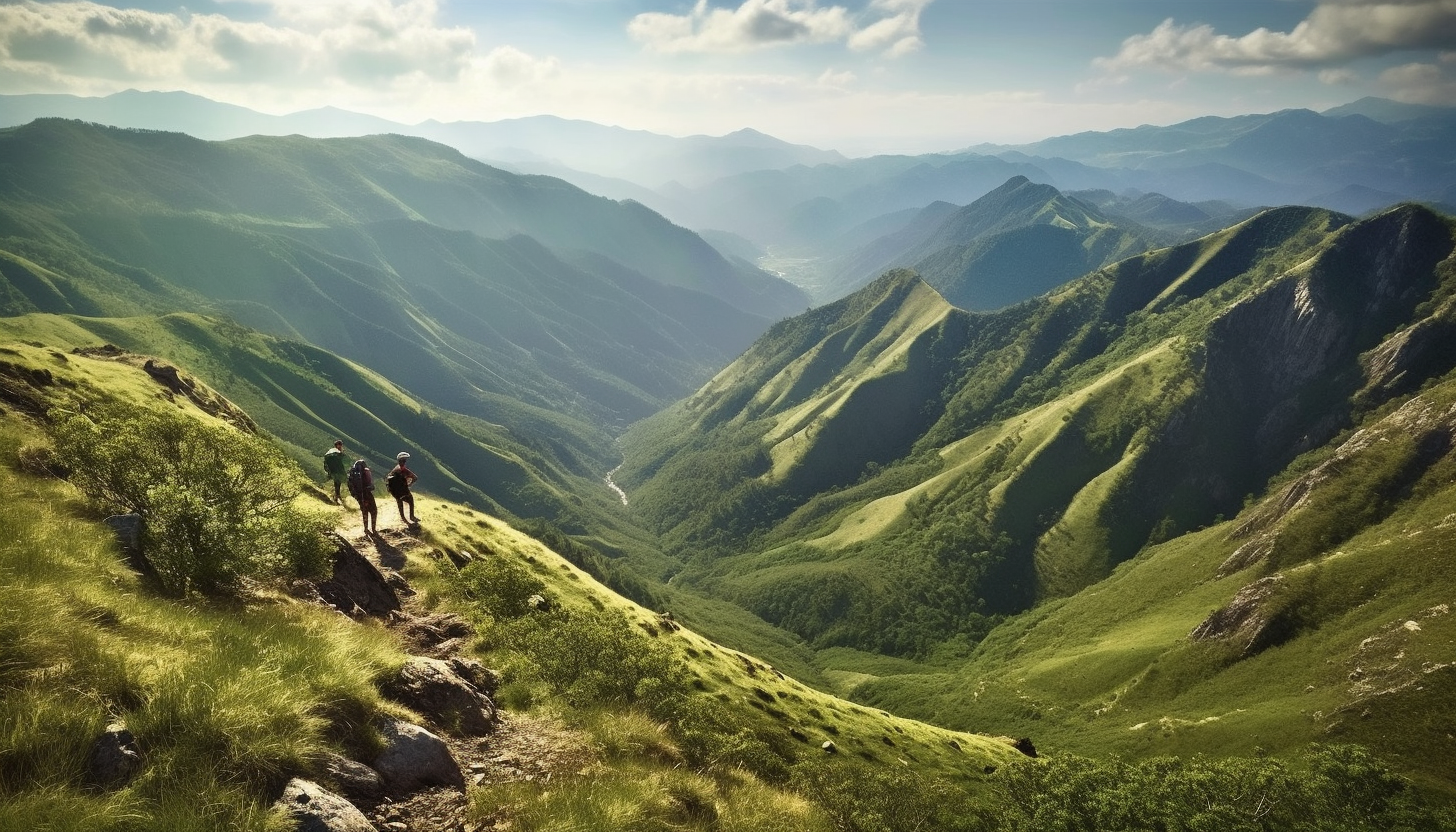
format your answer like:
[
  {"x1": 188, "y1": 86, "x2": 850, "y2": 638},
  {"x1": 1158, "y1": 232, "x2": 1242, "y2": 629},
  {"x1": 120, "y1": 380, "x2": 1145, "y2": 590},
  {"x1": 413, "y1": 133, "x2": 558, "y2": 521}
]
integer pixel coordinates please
[
  {"x1": 0, "y1": 336, "x2": 1026, "y2": 831},
  {"x1": 855, "y1": 372, "x2": 1456, "y2": 791},
  {"x1": 0, "y1": 312, "x2": 585, "y2": 522},
  {"x1": 0, "y1": 119, "x2": 804, "y2": 429},
  {"x1": 620, "y1": 204, "x2": 1456, "y2": 665},
  {"x1": 822, "y1": 176, "x2": 1155, "y2": 309}
]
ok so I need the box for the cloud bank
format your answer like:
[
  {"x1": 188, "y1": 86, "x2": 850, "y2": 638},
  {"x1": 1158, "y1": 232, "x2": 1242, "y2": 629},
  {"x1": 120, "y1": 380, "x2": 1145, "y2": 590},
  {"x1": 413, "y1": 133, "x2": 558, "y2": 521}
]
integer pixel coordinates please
[
  {"x1": 628, "y1": 0, "x2": 932, "y2": 57},
  {"x1": 1095, "y1": 0, "x2": 1456, "y2": 104},
  {"x1": 1098, "y1": 0, "x2": 1456, "y2": 73},
  {"x1": 0, "y1": 0, "x2": 475, "y2": 90}
]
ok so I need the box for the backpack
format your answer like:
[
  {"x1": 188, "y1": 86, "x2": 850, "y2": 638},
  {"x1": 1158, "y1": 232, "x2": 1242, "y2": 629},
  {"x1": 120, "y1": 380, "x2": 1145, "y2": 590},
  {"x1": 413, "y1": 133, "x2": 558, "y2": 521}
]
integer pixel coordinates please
[
  {"x1": 385, "y1": 468, "x2": 409, "y2": 497},
  {"x1": 347, "y1": 464, "x2": 371, "y2": 499}
]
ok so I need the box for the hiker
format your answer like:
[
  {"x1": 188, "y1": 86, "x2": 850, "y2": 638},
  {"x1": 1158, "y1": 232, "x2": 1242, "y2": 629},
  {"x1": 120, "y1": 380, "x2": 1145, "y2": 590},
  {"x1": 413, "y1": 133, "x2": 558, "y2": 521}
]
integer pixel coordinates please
[
  {"x1": 323, "y1": 440, "x2": 347, "y2": 502},
  {"x1": 386, "y1": 451, "x2": 419, "y2": 525},
  {"x1": 347, "y1": 459, "x2": 378, "y2": 535}
]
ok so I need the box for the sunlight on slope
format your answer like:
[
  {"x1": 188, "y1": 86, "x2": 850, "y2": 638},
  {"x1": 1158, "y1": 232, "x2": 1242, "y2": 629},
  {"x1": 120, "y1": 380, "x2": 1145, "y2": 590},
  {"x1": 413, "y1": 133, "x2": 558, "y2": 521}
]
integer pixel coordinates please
[
  {"x1": 1149, "y1": 227, "x2": 1234, "y2": 308},
  {"x1": 764, "y1": 281, "x2": 953, "y2": 480},
  {"x1": 421, "y1": 500, "x2": 1022, "y2": 772},
  {"x1": 806, "y1": 340, "x2": 1176, "y2": 550},
  {"x1": 1031, "y1": 448, "x2": 1144, "y2": 598}
]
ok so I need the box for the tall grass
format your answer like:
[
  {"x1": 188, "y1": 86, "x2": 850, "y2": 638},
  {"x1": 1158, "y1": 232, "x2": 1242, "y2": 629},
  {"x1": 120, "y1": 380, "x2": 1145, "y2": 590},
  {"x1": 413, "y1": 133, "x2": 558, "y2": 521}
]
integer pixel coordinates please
[
  {"x1": 0, "y1": 427, "x2": 400, "y2": 830},
  {"x1": 470, "y1": 763, "x2": 832, "y2": 832}
]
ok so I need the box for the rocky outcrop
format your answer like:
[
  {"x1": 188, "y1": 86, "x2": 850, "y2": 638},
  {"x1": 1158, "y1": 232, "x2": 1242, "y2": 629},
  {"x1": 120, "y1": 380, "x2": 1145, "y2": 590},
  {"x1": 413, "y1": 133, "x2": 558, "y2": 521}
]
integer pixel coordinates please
[
  {"x1": 315, "y1": 536, "x2": 400, "y2": 618},
  {"x1": 381, "y1": 656, "x2": 498, "y2": 736},
  {"x1": 140, "y1": 358, "x2": 258, "y2": 431},
  {"x1": 372, "y1": 719, "x2": 465, "y2": 794},
  {"x1": 388, "y1": 610, "x2": 475, "y2": 658},
  {"x1": 1190, "y1": 575, "x2": 1288, "y2": 657},
  {"x1": 1222, "y1": 395, "x2": 1456, "y2": 575},
  {"x1": 273, "y1": 778, "x2": 375, "y2": 832}
]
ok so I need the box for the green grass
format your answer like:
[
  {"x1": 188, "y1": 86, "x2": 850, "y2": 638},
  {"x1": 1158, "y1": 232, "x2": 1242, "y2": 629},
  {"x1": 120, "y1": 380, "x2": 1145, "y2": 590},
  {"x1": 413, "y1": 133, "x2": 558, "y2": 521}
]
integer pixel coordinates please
[
  {"x1": 0, "y1": 415, "x2": 401, "y2": 829},
  {"x1": 850, "y1": 373, "x2": 1456, "y2": 797}
]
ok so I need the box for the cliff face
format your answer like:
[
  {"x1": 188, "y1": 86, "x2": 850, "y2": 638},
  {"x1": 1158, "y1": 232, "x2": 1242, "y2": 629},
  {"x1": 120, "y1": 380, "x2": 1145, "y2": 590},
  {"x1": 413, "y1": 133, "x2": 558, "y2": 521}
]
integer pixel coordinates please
[{"x1": 1188, "y1": 205, "x2": 1456, "y2": 497}]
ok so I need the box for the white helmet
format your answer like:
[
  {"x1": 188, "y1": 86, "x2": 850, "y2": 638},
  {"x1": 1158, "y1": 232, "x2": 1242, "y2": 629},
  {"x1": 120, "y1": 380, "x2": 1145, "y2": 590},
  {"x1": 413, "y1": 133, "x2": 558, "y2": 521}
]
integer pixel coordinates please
[{"x1": 397, "y1": 452, "x2": 410, "y2": 460}]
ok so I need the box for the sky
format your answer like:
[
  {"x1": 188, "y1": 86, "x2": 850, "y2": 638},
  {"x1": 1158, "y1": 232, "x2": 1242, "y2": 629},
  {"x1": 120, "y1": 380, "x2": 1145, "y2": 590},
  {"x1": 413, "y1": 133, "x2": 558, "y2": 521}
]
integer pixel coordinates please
[{"x1": 0, "y1": 0, "x2": 1454, "y2": 154}]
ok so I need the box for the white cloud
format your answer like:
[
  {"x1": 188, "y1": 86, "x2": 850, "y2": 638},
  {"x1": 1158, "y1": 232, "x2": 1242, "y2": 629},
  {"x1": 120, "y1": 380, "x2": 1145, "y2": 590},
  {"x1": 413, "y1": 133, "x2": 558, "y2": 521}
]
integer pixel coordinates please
[
  {"x1": 0, "y1": 0, "x2": 476, "y2": 91},
  {"x1": 1318, "y1": 67, "x2": 1360, "y2": 84},
  {"x1": 628, "y1": 0, "x2": 931, "y2": 57},
  {"x1": 1096, "y1": 1, "x2": 1456, "y2": 75},
  {"x1": 480, "y1": 45, "x2": 561, "y2": 86},
  {"x1": 847, "y1": 0, "x2": 930, "y2": 55},
  {"x1": 1378, "y1": 52, "x2": 1456, "y2": 103}
]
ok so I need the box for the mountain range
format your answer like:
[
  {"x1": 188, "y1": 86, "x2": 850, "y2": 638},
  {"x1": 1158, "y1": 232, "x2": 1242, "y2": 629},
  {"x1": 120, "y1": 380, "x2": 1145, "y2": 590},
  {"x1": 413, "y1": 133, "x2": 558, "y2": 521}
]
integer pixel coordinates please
[
  {"x1": 0, "y1": 89, "x2": 844, "y2": 189},
  {"x1": 2, "y1": 97, "x2": 1456, "y2": 817},
  {"x1": 817, "y1": 176, "x2": 1156, "y2": 308}
]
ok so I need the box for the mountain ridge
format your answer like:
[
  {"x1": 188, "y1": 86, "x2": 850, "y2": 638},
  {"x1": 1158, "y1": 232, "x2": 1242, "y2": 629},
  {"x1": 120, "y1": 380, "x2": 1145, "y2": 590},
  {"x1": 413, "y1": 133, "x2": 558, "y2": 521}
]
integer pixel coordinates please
[{"x1": 620, "y1": 203, "x2": 1456, "y2": 661}]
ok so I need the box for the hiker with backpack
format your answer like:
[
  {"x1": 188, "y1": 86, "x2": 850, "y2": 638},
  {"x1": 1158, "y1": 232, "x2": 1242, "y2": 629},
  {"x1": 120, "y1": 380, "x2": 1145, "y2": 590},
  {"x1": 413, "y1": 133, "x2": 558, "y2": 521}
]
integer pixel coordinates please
[
  {"x1": 386, "y1": 452, "x2": 419, "y2": 525},
  {"x1": 347, "y1": 459, "x2": 378, "y2": 535},
  {"x1": 323, "y1": 440, "x2": 347, "y2": 502}
]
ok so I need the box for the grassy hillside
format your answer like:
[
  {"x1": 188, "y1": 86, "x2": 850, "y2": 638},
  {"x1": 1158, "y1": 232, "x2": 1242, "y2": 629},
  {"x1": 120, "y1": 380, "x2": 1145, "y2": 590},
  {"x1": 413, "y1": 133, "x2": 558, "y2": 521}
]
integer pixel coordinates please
[
  {"x1": 855, "y1": 371, "x2": 1456, "y2": 794},
  {"x1": 820, "y1": 176, "x2": 1155, "y2": 308},
  {"x1": 621, "y1": 204, "x2": 1456, "y2": 668},
  {"x1": 0, "y1": 119, "x2": 802, "y2": 431},
  {"x1": 0, "y1": 336, "x2": 1032, "y2": 831}
]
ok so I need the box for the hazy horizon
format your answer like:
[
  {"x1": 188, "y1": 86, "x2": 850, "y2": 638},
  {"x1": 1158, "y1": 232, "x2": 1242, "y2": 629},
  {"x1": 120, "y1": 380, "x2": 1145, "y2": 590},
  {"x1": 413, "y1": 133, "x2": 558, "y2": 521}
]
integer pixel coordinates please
[{"x1": 2, "y1": 1, "x2": 1455, "y2": 156}]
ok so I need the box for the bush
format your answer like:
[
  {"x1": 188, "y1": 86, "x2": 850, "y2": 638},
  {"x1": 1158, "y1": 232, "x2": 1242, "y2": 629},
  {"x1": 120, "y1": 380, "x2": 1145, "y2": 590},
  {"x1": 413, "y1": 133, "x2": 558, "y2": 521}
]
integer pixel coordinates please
[
  {"x1": 791, "y1": 760, "x2": 983, "y2": 832},
  {"x1": 452, "y1": 556, "x2": 548, "y2": 619},
  {"x1": 987, "y1": 746, "x2": 1454, "y2": 832},
  {"x1": 497, "y1": 608, "x2": 688, "y2": 708},
  {"x1": 50, "y1": 400, "x2": 332, "y2": 595}
]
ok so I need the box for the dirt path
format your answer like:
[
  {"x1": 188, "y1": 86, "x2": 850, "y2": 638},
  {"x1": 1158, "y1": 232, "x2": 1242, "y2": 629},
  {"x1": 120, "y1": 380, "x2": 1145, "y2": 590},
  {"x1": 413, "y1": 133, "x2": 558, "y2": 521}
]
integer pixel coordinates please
[{"x1": 340, "y1": 525, "x2": 598, "y2": 832}]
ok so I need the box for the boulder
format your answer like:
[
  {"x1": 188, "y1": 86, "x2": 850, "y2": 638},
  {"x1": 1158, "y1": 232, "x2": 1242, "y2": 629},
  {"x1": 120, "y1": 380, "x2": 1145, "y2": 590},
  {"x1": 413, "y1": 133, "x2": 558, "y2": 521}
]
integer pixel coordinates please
[
  {"x1": 315, "y1": 536, "x2": 400, "y2": 618},
  {"x1": 84, "y1": 723, "x2": 142, "y2": 790},
  {"x1": 316, "y1": 751, "x2": 383, "y2": 800},
  {"x1": 388, "y1": 610, "x2": 473, "y2": 656},
  {"x1": 381, "y1": 657, "x2": 498, "y2": 735},
  {"x1": 445, "y1": 657, "x2": 500, "y2": 699},
  {"x1": 273, "y1": 778, "x2": 374, "y2": 832},
  {"x1": 372, "y1": 719, "x2": 465, "y2": 794}
]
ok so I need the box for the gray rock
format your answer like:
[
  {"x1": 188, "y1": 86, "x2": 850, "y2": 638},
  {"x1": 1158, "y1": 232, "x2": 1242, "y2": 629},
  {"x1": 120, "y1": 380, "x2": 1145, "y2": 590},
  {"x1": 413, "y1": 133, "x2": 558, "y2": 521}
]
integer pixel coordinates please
[
  {"x1": 1190, "y1": 575, "x2": 1289, "y2": 656},
  {"x1": 317, "y1": 751, "x2": 383, "y2": 799},
  {"x1": 446, "y1": 657, "x2": 500, "y2": 699},
  {"x1": 373, "y1": 719, "x2": 465, "y2": 794},
  {"x1": 387, "y1": 611, "x2": 474, "y2": 655},
  {"x1": 273, "y1": 778, "x2": 374, "y2": 832},
  {"x1": 381, "y1": 657, "x2": 498, "y2": 736},
  {"x1": 315, "y1": 536, "x2": 400, "y2": 618},
  {"x1": 383, "y1": 569, "x2": 415, "y2": 596},
  {"x1": 84, "y1": 722, "x2": 143, "y2": 789}
]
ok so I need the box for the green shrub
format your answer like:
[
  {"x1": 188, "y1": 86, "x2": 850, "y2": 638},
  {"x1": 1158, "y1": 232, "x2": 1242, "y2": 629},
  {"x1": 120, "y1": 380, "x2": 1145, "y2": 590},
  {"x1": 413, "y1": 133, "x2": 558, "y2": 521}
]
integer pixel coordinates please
[
  {"x1": 49, "y1": 400, "x2": 332, "y2": 595},
  {"x1": 453, "y1": 556, "x2": 549, "y2": 619},
  {"x1": 987, "y1": 746, "x2": 1454, "y2": 832},
  {"x1": 791, "y1": 759, "x2": 983, "y2": 832},
  {"x1": 496, "y1": 608, "x2": 688, "y2": 708}
]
